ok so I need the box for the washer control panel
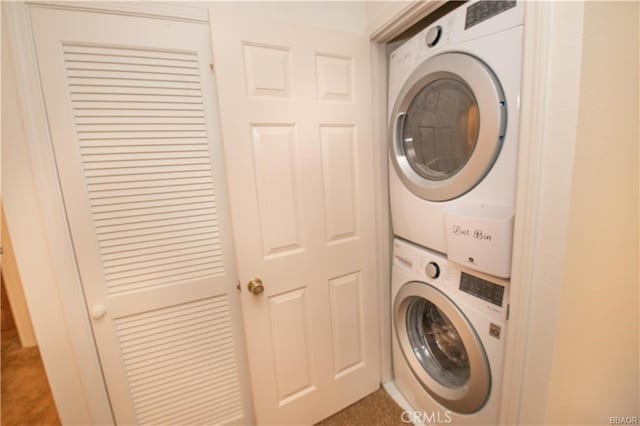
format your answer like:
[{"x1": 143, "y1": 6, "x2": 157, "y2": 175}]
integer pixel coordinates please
[
  {"x1": 459, "y1": 272, "x2": 505, "y2": 307},
  {"x1": 393, "y1": 238, "x2": 509, "y2": 318}
]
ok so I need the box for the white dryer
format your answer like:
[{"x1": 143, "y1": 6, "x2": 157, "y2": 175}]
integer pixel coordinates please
[
  {"x1": 388, "y1": 0, "x2": 524, "y2": 278},
  {"x1": 391, "y1": 238, "x2": 509, "y2": 425}
]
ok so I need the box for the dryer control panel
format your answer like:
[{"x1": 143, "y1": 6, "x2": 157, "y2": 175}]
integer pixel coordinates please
[{"x1": 465, "y1": 0, "x2": 517, "y2": 30}]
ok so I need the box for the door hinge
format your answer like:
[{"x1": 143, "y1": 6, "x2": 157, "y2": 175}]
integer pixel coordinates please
[
  {"x1": 506, "y1": 304, "x2": 510, "y2": 320},
  {"x1": 236, "y1": 281, "x2": 241, "y2": 291}
]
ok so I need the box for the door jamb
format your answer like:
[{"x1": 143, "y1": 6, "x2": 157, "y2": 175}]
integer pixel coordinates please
[{"x1": 370, "y1": 40, "x2": 393, "y2": 383}]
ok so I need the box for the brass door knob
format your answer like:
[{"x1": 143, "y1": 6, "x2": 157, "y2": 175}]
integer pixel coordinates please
[{"x1": 247, "y1": 278, "x2": 264, "y2": 295}]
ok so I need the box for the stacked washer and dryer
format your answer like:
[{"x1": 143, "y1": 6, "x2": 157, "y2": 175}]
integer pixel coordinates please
[{"x1": 388, "y1": 1, "x2": 523, "y2": 424}]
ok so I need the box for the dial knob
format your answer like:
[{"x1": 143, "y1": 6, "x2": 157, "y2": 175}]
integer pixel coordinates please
[
  {"x1": 425, "y1": 262, "x2": 440, "y2": 279},
  {"x1": 425, "y1": 26, "x2": 442, "y2": 48}
]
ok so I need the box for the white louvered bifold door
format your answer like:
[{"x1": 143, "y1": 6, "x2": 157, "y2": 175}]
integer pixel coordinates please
[{"x1": 29, "y1": 7, "x2": 253, "y2": 425}]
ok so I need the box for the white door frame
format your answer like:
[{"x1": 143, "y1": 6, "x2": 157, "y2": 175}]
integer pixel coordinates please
[
  {"x1": 369, "y1": 2, "x2": 583, "y2": 425},
  {"x1": 5, "y1": 0, "x2": 578, "y2": 424}
]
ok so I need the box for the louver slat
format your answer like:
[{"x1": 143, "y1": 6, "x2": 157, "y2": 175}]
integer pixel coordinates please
[
  {"x1": 115, "y1": 297, "x2": 243, "y2": 425},
  {"x1": 64, "y1": 44, "x2": 225, "y2": 296}
]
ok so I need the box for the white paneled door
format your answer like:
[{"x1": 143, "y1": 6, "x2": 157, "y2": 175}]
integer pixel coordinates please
[
  {"x1": 210, "y1": 5, "x2": 380, "y2": 425},
  {"x1": 29, "y1": 7, "x2": 253, "y2": 425}
]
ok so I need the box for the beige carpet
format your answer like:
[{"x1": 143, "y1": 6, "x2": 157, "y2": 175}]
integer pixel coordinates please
[
  {"x1": 316, "y1": 387, "x2": 406, "y2": 426},
  {"x1": 1, "y1": 337, "x2": 60, "y2": 426}
]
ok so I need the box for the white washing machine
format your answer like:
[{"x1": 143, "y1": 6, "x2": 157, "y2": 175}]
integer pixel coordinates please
[
  {"x1": 391, "y1": 238, "x2": 509, "y2": 424},
  {"x1": 388, "y1": 0, "x2": 524, "y2": 278}
]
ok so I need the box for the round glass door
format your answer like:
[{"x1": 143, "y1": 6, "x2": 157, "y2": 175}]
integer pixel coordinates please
[
  {"x1": 390, "y1": 53, "x2": 506, "y2": 202},
  {"x1": 402, "y1": 78, "x2": 479, "y2": 182},
  {"x1": 406, "y1": 297, "x2": 470, "y2": 388},
  {"x1": 394, "y1": 281, "x2": 491, "y2": 414}
]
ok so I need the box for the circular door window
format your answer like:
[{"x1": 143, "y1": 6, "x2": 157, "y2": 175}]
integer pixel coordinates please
[
  {"x1": 390, "y1": 53, "x2": 506, "y2": 201},
  {"x1": 394, "y1": 282, "x2": 491, "y2": 414},
  {"x1": 402, "y1": 78, "x2": 479, "y2": 182},
  {"x1": 406, "y1": 297, "x2": 470, "y2": 388}
]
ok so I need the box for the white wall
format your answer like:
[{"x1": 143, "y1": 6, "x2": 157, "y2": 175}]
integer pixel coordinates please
[
  {"x1": 205, "y1": 1, "x2": 412, "y2": 37},
  {"x1": 1, "y1": 208, "x2": 38, "y2": 347},
  {"x1": 207, "y1": 1, "x2": 368, "y2": 35},
  {"x1": 544, "y1": 2, "x2": 639, "y2": 423},
  {"x1": 365, "y1": 1, "x2": 412, "y2": 36},
  {"x1": 513, "y1": 3, "x2": 639, "y2": 424}
]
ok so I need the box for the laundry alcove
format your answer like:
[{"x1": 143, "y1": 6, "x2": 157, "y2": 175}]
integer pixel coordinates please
[{"x1": 5, "y1": 1, "x2": 634, "y2": 425}]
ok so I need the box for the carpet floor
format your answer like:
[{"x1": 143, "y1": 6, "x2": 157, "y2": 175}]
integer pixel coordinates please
[
  {"x1": 1, "y1": 337, "x2": 60, "y2": 426},
  {"x1": 316, "y1": 387, "x2": 406, "y2": 426}
]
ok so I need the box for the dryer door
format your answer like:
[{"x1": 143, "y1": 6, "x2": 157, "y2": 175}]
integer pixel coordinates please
[
  {"x1": 390, "y1": 53, "x2": 506, "y2": 201},
  {"x1": 394, "y1": 281, "x2": 490, "y2": 413}
]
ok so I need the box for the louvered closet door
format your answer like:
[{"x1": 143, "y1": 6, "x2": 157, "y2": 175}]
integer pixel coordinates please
[{"x1": 29, "y1": 7, "x2": 253, "y2": 425}]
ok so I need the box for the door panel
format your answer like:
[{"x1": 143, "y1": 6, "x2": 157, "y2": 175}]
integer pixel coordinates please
[
  {"x1": 320, "y1": 125, "x2": 358, "y2": 243},
  {"x1": 269, "y1": 288, "x2": 315, "y2": 403},
  {"x1": 209, "y1": 5, "x2": 380, "y2": 424},
  {"x1": 329, "y1": 272, "x2": 365, "y2": 377},
  {"x1": 30, "y1": 7, "x2": 253, "y2": 425},
  {"x1": 250, "y1": 124, "x2": 304, "y2": 257}
]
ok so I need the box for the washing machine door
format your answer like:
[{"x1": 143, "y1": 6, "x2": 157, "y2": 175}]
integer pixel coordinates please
[
  {"x1": 394, "y1": 281, "x2": 491, "y2": 413},
  {"x1": 390, "y1": 52, "x2": 506, "y2": 201}
]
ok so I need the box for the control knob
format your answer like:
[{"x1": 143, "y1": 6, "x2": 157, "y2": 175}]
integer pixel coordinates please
[
  {"x1": 425, "y1": 262, "x2": 440, "y2": 279},
  {"x1": 425, "y1": 26, "x2": 442, "y2": 47}
]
